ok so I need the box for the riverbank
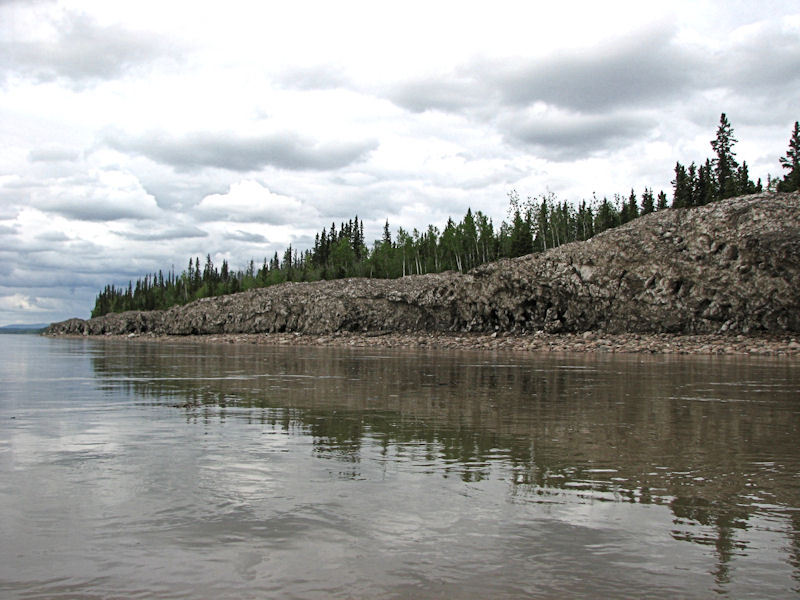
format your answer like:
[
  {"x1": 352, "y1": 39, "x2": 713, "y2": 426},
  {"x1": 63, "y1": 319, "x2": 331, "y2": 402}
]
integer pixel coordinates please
[
  {"x1": 48, "y1": 194, "x2": 800, "y2": 341},
  {"x1": 61, "y1": 330, "x2": 800, "y2": 356}
]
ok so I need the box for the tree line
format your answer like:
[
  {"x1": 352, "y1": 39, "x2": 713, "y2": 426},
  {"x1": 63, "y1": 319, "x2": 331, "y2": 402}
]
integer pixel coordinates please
[{"x1": 91, "y1": 115, "x2": 800, "y2": 318}]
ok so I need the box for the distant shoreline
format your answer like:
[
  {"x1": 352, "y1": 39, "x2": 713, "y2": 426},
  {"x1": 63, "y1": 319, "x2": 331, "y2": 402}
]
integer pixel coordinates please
[{"x1": 47, "y1": 330, "x2": 800, "y2": 357}]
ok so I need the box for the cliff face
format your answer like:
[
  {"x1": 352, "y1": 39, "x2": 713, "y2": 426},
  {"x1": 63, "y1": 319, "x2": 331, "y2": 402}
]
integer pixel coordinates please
[{"x1": 47, "y1": 192, "x2": 800, "y2": 337}]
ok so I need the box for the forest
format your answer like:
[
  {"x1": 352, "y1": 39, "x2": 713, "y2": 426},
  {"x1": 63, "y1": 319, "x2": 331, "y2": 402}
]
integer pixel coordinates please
[{"x1": 90, "y1": 115, "x2": 800, "y2": 318}]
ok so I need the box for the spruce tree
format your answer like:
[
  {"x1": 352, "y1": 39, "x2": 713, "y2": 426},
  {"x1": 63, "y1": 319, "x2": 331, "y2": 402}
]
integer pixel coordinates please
[
  {"x1": 710, "y1": 113, "x2": 740, "y2": 200},
  {"x1": 778, "y1": 121, "x2": 800, "y2": 193},
  {"x1": 627, "y1": 189, "x2": 639, "y2": 220},
  {"x1": 641, "y1": 188, "x2": 655, "y2": 215},
  {"x1": 220, "y1": 259, "x2": 229, "y2": 282},
  {"x1": 382, "y1": 220, "x2": 392, "y2": 246},
  {"x1": 509, "y1": 209, "x2": 532, "y2": 257},
  {"x1": 736, "y1": 161, "x2": 757, "y2": 195},
  {"x1": 671, "y1": 162, "x2": 691, "y2": 208},
  {"x1": 595, "y1": 197, "x2": 616, "y2": 232},
  {"x1": 686, "y1": 162, "x2": 698, "y2": 207},
  {"x1": 695, "y1": 159, "x2": 714, "y2": 206}
]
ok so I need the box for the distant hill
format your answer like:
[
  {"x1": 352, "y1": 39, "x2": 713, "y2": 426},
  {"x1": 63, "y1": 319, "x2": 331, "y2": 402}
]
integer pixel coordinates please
[{"x1": 0, "y1": 323, "x2": 48, "y2": 334}]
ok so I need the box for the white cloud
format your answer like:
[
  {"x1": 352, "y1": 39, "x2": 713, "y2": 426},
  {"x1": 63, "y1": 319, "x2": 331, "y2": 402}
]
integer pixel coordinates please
[
  {"x1": 111, "y1": 225, "x2": 208, "y2": 242},
  {"x1": 104, "y1": 129, "x2": 378, "y2": 172},
  {"x1": 196, "y1": 180, "x2": 319, "y2": 225},
  {"x1": 23, "y1": 169, "x2": 162, "y2": 222},
  {"x1": 0, "y1": 293, "x2": 47, "y2": 313},
  {"x1": 0, "y1": 9, "x2": 182, "y2": 87},
  {"x1": 501, "y1": 107, "x2": 656, "y2": 161},
  {"x1": 225, "y1": 230, "x2": 269, "y2": 243},
  {"x1": 28, "y1": 145, "x2": 81, "y2": 163}
]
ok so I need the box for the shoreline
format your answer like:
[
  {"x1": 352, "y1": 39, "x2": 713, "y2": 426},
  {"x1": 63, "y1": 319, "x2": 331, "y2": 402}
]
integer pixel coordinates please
[{"x1": 48, "y1": 330, "x2": 800, "y2": 357}]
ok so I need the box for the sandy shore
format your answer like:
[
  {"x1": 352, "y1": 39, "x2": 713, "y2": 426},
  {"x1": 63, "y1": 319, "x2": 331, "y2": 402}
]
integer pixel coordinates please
[{"x1": 65, "y1": 330, "x2": 800, "y2": 357}]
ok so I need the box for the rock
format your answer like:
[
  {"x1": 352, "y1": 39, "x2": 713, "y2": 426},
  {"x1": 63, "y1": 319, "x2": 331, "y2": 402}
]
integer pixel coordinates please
[{"x1": 46, "y1": 192, "x2": 800, "y2": 337}]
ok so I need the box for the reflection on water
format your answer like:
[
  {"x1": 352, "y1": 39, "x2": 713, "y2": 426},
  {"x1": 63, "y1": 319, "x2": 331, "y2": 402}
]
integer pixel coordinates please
[{"x1": 1, "y1": 335, "x2": 799, "y2": 599}]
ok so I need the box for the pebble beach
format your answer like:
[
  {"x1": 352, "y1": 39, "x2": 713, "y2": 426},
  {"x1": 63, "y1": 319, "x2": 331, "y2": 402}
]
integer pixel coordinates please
[{"x1": 87, "y1": 330, "x2": 800, "y2": 357}]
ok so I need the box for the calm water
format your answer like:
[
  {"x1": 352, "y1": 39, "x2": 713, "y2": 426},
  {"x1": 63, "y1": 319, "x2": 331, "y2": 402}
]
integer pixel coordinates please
[{"x1": 1, "y1": 335, "x2": 799, "y2": 599}]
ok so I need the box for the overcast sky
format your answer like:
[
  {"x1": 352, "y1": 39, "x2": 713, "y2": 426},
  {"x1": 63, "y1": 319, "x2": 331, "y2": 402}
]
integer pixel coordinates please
[{"x1": 1, "y1": 0, "x2": 798, "y2": 325}]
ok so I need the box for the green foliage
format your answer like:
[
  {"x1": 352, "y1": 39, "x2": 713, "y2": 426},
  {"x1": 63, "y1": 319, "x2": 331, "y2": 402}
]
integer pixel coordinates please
[
  {"x1": 91, "y1": 191, "x2": 669, "y2": 318},
  {"x1": 656, "y1": 190, "x2": 668, "y2": 211},
  {"x1": 671, "y1": 114, "x2": 766, "y2": 207},
  {"x1": 694, "y1": 159, "x2": 715, "y2": 206},
  {"x1": 641, "y1": 188, "x2": 655, "y2": 215},
  {"x1": 778, "y1": 121, "x2": 800, "y2": 193},
  {"x1": 711, "y1": 113, "x2": 740, "y2": 200},
  {"x1": 671, "y1": 162, "x2": 692, "y2": 208}
]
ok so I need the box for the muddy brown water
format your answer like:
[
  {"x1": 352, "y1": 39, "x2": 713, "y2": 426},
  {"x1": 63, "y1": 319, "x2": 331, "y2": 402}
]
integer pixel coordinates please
[{"x1": 1, "y1": 334, "x2": 799, "y2": 598}]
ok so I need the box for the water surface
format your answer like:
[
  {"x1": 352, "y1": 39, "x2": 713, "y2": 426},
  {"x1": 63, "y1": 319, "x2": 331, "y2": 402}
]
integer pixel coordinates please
[{"x1": 1, "y1": 335, "x2": 799, "y2": 598}]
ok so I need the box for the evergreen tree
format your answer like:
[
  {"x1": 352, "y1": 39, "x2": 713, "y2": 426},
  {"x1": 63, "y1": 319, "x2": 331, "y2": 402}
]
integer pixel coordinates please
[
  {"x1": 282, "y1": 245, "x2": 293, "y2": 279},
  {"x1": 736, "y1": 161, "x2": 758, "y2": 195},
  {"x1": 695, "y1": 159, "x2": 714, "y2": 206},
  {"x1": 330, "y1": 236, "x2": 356, "y2": 278},
  {"x1": 641, "y1": 188, "x2": 655, "y2": 215},
  {"x1": 220, "y1": 259, "x2": 229, "y2": 282},
  {"x1": 671, "y1": 162, "x2": 691, "y2": 208},
  {"x1": 352, "y1": 216, "x2": 365, "y2": 260},
  {"x1": 595, "y1": 197, "x2": 617, "y2": 232},
  {"x1": 686, "y1": 162, "x2": 698, "y2": 207},
  {"x1": 710, "y1": 113, "x2": 740, "y2": 200},
  {"x1": 656, "y1": 190, "x2": 668, "y2": 211},
  {"x1": 382, "y1": 220, "x2": 392, "y2": 246},
  {"x1": 460, "y1": 208, "x2": 479, "y2": 269},
  {"x1": 618, "y1": 194, "x2": 629, "y2": 224},
  {"x1": 508, "y1": 208, "x2": 532, "y2": 257},
  {"x1": 778, "y1": 120, "x2": 800, "y2": 193},
  {"x1": 627, "y1": 189, "x2": 639, "y2": 220},
  {"x1": 475, "y1": 212, "x2": 495, "y2": 263}
]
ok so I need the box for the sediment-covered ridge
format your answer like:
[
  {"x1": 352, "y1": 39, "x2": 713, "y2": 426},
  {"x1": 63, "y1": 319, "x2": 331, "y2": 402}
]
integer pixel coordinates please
[{"x1": 47, "y1": 192, "x2": 800, "y2": 337}]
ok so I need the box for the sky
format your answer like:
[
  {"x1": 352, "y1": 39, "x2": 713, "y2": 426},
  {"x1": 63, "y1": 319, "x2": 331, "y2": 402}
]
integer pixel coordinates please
[{"x1": 1, "y1": 0, "x2": 799, "y2": 325}]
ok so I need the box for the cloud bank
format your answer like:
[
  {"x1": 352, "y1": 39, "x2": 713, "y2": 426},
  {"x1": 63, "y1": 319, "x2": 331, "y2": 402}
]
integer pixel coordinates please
[{"x1": 105, "y1": 130, "x2": 378, "y2": 172}]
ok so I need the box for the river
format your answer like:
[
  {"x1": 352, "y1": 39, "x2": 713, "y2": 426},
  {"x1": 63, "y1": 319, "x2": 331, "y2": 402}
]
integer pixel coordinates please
[{"x1": 1, "y1": 334, "x2": 798, "y2": 598}]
